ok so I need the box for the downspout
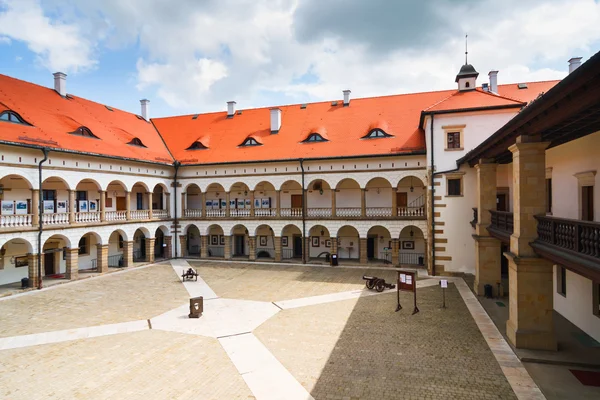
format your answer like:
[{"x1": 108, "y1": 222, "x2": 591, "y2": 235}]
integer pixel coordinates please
[
  {"x1": 173, "y1": 161, "x2": 180, "y2": 258},
  {"x1": 430, "y1": 115, "x2": 436, "y2": 276},
  {"x1": 299, "y1": 159, "x2": 306, "y2": 264},
  {"x1": 37, "y1": 148, "x2": 49, "y2": 289}
]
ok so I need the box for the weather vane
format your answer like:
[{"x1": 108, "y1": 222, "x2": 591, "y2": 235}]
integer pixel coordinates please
[{"x1": 465, "y1": 34, "x2": 468, "y2": 64}]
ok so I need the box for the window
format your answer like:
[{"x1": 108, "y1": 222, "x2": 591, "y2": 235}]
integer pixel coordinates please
[
  {"x1": 0, "y1": 110, "x2": 30, "y2": 125},
  {"x1": 447, "y1": 178, "x2": 462, "y2": 196},
  {"x1": 362, "y1": 129, "x2": 392, "y2": 139},
  {"x1": 240, "y1": 137, "x2": 261, "y2": 146},
  {"x1": 303, "y1": 133, "x2": 328, "y2": 143},
  {"x1": 127, "y1": 137, "x2": 147, "y2": 147},
  {"x1": 136, "y1": 192, "x2": 144, "y2": 210},
  {"x1": 582, "y1": 186, "x2": 594, "y2": 221},
  {"x1": 447, "y1": 132, "x2": 461, "y2": 149},
  {"x1": 42, "y1": 190, "x2": 56, "y2": 201},
  {"x1": 546, "y1": 178, "x2": 552, "y2": 214},
  {"x1": 186, "y1": 141, "x2": 208, "y2": 150},
  {"x1": 78, "y1": 236, "x2": 88, "y2": 256},
  {"x1": 465, "y1": 82, "x2": 470, "y2": 88},
  {"x1": 557, "y1": 266, "x2": 567, "y2": 296},
  {"x1": 70, "y1": 126, "x2": 99, "y2": 139}
]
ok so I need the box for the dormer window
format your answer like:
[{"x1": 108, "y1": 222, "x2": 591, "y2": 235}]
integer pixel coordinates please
[
  {"x1": 0, "y1": 111, "x2": 30, "y2": 126},
  {"x1": 363, "y1": 129, "x2": 392, "y2": 139},
  {"x1": 69, "y1": 126, "x2": 99, "y2": 139},
  {"x1": 127, "y1": 137, "x2": 147, "y2": 147},
  {"x1": 186, "y1": 141, "x2": 208, "y2": 150},
  {"x1": 303, "y1": 133, "x2": 328, "y2": 143},
  {"x1": 240, "y1": 138, "x2": 261, "y2": 147}
]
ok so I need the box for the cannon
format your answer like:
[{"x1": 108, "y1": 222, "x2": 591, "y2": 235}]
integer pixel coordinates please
[{"x1": 363, "y1": 275, "x2": 396, "y2": 292}]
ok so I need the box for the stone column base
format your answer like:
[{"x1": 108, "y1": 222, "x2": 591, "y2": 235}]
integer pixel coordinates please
[
  {"x1": 249, "y1": 236, "x2": 256, "y2": 261},
  {"x1": 274, "y1": 236, "x2": 282, "y2": 262},
  {"x1": 27, "y1": 253, "x2": 39, "y2": 288},
  {"x1": 145, "y1": 238, "x2": 156, "y2": 263},
  {"x1": 201, "y1": 236, "x2": 208, "y2": 258},
  {"x1": 391, "y1": 239, "x2": 399, "y2": 265},
  {"x1": 224, "y1": 236, "x2": 231, "y2": 259},
  {"x1": 359, "y1": 238, "x2": 367, "y2": 264},
  {"x1": 65, "y1": 248, "x2": 79, "y2": 280},
  {"x1": 474, "y1": 235, "x2": 502, "y2": 297},
  {"x1": 505, "y1": 252, "x2": 556, "y2": 351},
  {"x1": 179, "y1": 235, "x2": 187, "y2": 257},
  {"x1": 97, "y1": 244, "x2": 109, "y2": 273},
  {"x1": 164, "y1": 236, "x2": 172, "y2": 258}
]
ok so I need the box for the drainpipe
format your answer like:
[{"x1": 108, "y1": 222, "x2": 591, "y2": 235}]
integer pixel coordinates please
[
  {"x1": 429, "y1": 114, "x2": 436, "y2": 276},
  {"x1": 37, "y1": 148, "x2": 49, "y2": 289},
  {"x1": 299, "y1": 159, "x2": 306, "y2": 264},
  {"x1": 173, "y1": 161, "x2": 181, "y2": 258}
]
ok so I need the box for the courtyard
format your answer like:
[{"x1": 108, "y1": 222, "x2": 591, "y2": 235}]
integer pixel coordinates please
[{"x1": 0, "y1": 261, "x2": 541, "y2": 399}]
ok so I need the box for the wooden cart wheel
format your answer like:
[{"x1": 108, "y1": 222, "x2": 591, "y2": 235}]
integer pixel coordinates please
[
  {"x1": 376, "y1": 280, "x2": 385, "y2": 292},
  {"x1": 366, "y1": 279, "x2": 375, "y2": 290}
]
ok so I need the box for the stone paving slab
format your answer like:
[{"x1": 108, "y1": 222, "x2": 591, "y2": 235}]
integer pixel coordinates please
[
  {"x1": 0, "y1": 264, "x2": 189, "y2": 338},
  {"x1": 189, "y1": 262, "x2": 400, "y2": 302},
  {"x1": 0, "y1": 330, "x2": 255, "y2": 400},
  {"x1": 255, "y1": 284, "x2": 517, "y2": 400}
]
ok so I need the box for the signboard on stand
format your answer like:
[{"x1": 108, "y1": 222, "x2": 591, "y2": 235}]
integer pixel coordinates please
[{"x1": 396, "y1": 270, "x2": 419, "y2": 314}]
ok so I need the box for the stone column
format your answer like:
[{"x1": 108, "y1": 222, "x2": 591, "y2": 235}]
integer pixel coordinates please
[
  {"x1": 249, "y1": 191, "x2": 255, "y2": 217},
  {"x1": 506, "y1": 137, "x2": 555, "y2": 351},
  {"x1": 181, "y1": 192, "x2": 186, "y2": 216},
  {"x1": 225, "y1": 192, "x2": 230, "y2": 217},
  {"x1": 65, "y1": 247, "x2": 79, "y2": 280},
  {"x1": 126, "y1": 191, "x2": 131, "y2": 220},
  {"x1": 274, "y1": 236, "x2": 282, "y2": 262},
  {"x1": 276, "y1": 190, "x2": 281, "y2": 217},
  {"x1": 201, "y1": 193, "x2": 206, "y2": 217},
  {"x1": 145, "y1": 238, "x2": 156, "y2": 263},
  {"x1": 249, "y1": 236, "x2": 256, "y2": 260},
  {"x1": 359, "y1": 238, "x2": 367, "y2": 264},
  {"x1": 331, "y1": 237, "x2": 338, "y2": 255},
  {"x1": 305, "y1": 237, "x2": 311, "y2": 261},
  {"x1": 179, "y1": 235, "x2": 187, "y2": 257},
  {"x1": 31, "y1": 189, "x2": 40, "y2": 227},
  {"x1": 96, "y1": 244, "x2": 109, "y2": 273},
  {"x1": 361, "y1": 188, "x2": 366, "y2": 217},
  {"x1": 201, "y1": 235, "x2": 208, "y2": 258},
  {"x1": 123, "y1": 241, "x2": 134, "y2": 268},
  {"x1": 392, "y1": 190, "x2": 398, "y2": 217},
  {"x1": 224, "y1": 236, "x2": 231, "y2": 259},
  {"x1": 164, "y1": 236, "x2": 172, "y2": 258},
  {"x1": 331, "y1": 190, "x2": 337, "y2": 218},
  {"x1": 100, "y1": 191, "x2": 106, "y2": 222},
  {"x1": 147, "y1": 192, "x2": 153, "y2": 219},
  {"x1": 27, "y1": 253, "x2": 39, "y2": 288},
  {"x1": 69, "y1": 190, "x2": 76, "y2": 223},
  {"x1": 474, "y1": 161, "x2": 502, "y2": 297},
  {"x1": 165, "y1": 193, "x2": 171, "y2": 217},
  {"x1": 391, "y1": 238, "x2": 399, "y2": 265}
]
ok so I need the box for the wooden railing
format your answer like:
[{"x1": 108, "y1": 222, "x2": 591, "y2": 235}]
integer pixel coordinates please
[
  {"x1": 535, "y1": 215, "x2": 600, "y2": 260},
  {"x1": 488, "y1": 210, "x2": 513, "y2": 242}
]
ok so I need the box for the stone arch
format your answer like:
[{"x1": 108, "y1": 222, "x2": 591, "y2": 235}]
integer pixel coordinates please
[
  {"x1": 185, "y1": 223, "x2": 202, "y2": 256},
  {"x1": 105, "y1": 179, "x2": 128, "y2": 192},
  {"x1": 206, "y1": 224, "x2": 225, "y2": 258},
  {"x1": 76, "y1": 178, "x2": 102, "y2": 191},
  {"x1": 281, "y1": 224, "x2": 302, "y2": 260},
  {"x1": 107, "y1": 229, "x2": 127, "y2": 268},
  {"x1": 334, "y1": 178, "x2": 362, "y2": 215},
  {"x1": 206, "y1": 223, "x2": 224, "y2": 236},
  {"x1": 335, "y1": 225, "x2": 360, "y2": 260},
  {"x1": 131, "y1": 181, "x2": 150, "y2": 192},
  {"x1": 0, "y1": 238, "x2": 34, "y2": 284},
  {"x1": 308, "y1": 224, "x2": 330, "y2": 237},
  {"x1": 252, "y1": 181, "x2": 276, "y2": 192},
  {"x1": 279, "y1": 180, "x2": 302, "y2": 191},
  {"x1": 396, "y1": 176, "x2": 427, "y2": 217},
  {"x1": 0, "y1": 175, "x2": 35, "y2": 221},
  {"x1": 399, "y1": 225, "x2": 426, "y2": 266},
  {"x1": 281, "y1": 223, "x2": 302, "y2": 237},
  {"x1": 134, "y1": 227, "x2": 151, "y2": 238},
  {"x1": 154, "y1": 226, "x2": 168, "y2": 259},
  {"x1": 365, "y1": 177, "x2": 393, "y2": 217},
  {"x1": 367, "y1": 225, "x2": 392, "y2": 262},
  {"x1": 255, "y1": 224, "x2": 275, "y2": 259},
  {"x1": 41, "y1": 234, "x2": 71, "y2": 277},
  {"x1": 0, "y1": 174, "x2": 33, "y2": 189}
]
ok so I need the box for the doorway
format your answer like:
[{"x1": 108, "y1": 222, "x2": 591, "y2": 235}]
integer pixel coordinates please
[
  {"x1": 367, "y1": 236, "x2": 376, "y2": 260},
  {"x1": 116, "y1": 197, "x2": 126, "y2": 211},
  {"x1": 44, "y1": 252, "x2": 54, "y2": 275},
  {"x1": 234, "y1": 235, "x2": 245, "y2": 256},
  {"x1": 139, "y1": 237, "x2": 146, "y2": 260},
  {"x1": 293, "y1": 235, "x2": 303, "y2": 258},
  {"x1": 397, "y1": 192, "x2": 407, "y2": 209},
  {"x1": 582, "y1": 186, "x2": 594, "y2": 221},
  {"x1": 291, "y1": 195, "x2": 303, "y2": 209}
]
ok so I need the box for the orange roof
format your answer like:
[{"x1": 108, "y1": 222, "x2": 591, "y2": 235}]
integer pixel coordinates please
[{"x1": 0, "y1": 74, "x2": 173, "y2": 164}]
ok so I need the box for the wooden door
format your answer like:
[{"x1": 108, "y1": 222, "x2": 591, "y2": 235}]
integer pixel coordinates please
[
  {"x1": 44, "y1": 252, "x2": 54, "y2": 276},
  {"x1": 496, "y1": 194, "x2": 507, "y2": 211},
  {"x1": 291, "y1": 195, "x2": 303, "y2": 209},
  {"x1": 116, "y1": 197, "x2": 126, "y2": 211},
  {"x1": 582, "y1": 186, "x2": 594, "y2": 221},
  {"x1": 397, "y1": 193, "x2": 407, "y2": 208},
  {"x1": 367, "y1": 237, "x2": 375, "y2": 260},
  {"x1": 234, "y1": 235, "x2": 245, "y2": 256}
]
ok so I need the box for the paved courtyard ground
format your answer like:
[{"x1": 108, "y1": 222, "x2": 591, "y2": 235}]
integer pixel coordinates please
[{"x1": 0, "y1": 260, "x2": 541, "y2": 400}]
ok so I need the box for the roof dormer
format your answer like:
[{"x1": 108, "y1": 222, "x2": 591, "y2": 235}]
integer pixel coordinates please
[
  {"x1": 70, "y1": 126, "x2": 99, "y2": 139},
  {"x1": 240, "y1": 136, "x2": 262, "y2": 147}
]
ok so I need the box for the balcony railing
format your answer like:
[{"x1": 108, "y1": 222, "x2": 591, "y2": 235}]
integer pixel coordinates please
[
  {"x1": 130, "y1": 210, "x2": 149, "y2": 220},
  {"x1": 488, "y1": 210, "x2": 513, "y2": 242},
  {"x1": 206, "y1": 209, "x2": 226, "y2": 218},
  {"x1": 42, "y1": 212, "x2": 69, "y2": 225},
  {"x1": 0, "y1": 214, "x2": 32, "y2": 228},
  {"x1": 75, "y1": 211, "x2": 100, "y2": 223},
  {"x1": 184, "y1": 209, "x2": 203, "y2": 218},
  {"x1": 307, "y1": 208, "x2": 332, "y2": 218},
  {"x1": 398, "y1": 207, "x2": 425, "y2": 218},
  {"x1": 105, "y1": 210, "x2": 127, "y2": 221},
  {"x1": 366, "y1": 207, "x2": 393, "y2": 217},
  {"x1": 255, "y1": 208, "x2": 276, "y2": 217},
  {"x1": 336, "y1": 207, "x2": 361, "y2": 218},
  {"x1": 230, "y1": 209, "x2": 250, "y2": 217},
  {"x1": 153, "y1": 209, "x2": 169, "y2": 219},
  {"x1": 280, "y1": 208, "x2": 303, "y2": 217}
]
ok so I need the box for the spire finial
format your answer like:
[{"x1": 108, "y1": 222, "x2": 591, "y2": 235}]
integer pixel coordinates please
[{"x1": 465, "y1": 34, "x2": 468, "y2": 64}]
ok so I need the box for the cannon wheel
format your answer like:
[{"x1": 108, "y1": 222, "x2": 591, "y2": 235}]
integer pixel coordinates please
[
  {"x1": 376, "y1": 280, "x2": 385, "y2": 292},
  {"x1": 366, "y1": 279, "x2": 375, "y2": 290}
]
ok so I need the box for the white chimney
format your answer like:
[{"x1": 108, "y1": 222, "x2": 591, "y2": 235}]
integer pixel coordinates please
[
  {"x1": 270, "y1": 108, "x2": 281, "y2": 134},
  {"x1": 140, "y1": 99, "x2": 150, "y2": 120},
  {"x1": 568, "y1": 57, "x2": 582, "y2": 74},
  {"x1": 53, "y1": 72, "x2": 67, "y2": 97},
  {"x1": 343, "y1": 89, "x2": 351, "y2": 106},
  {"x1": 488, "y1": 70, "x2": 498, "y2": 94},
  {"x1": 227, "y1": 101, "x2": 236, "y2": 118}
]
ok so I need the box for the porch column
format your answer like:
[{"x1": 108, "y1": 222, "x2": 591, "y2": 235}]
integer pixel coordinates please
[
  {"x1": 506, "y1": 137, "x2": 555, "y2": 351},
  {"x1": 31, "y1": 189, "x2": 40, "y2": 227},
  {"x1": 164, "y1": 236, "x2": 172, "y2": 258},
  {"x1": 179, "y1": 235, "x2": 187, "y2": 257},
  {"x1": 276, "y1": 190, "x2": 281, "y2": 217},
  {"x1": 65, "y1": 248, "x2": 79, "y2": 280},
  {"x1": 391, "y1": 238, "x2": 399, "y2": 265},
  {"x1": 392, "y1": 190, "x2": 398, "y2": 217},
  {"x1": 361, "y1": 188, "x2": 366, "y2": 217},
  {"x1": 126, "y1": 191, "x2": 131, "y2": 220},
  {"x1": 147, "y1": 192, "x2": 153, "y2": 219},
  {"x1": 331, "y1": 190, "x2": 337, "y2": 217},
  {"x1": 96, "y1": 244, "x2": 109, "y2": 273},
  {"x1": 165, "y1": 193, "x2": 171, "y2": 217},
  {"x1": 145, "y1": 238, "x2": 156, "y2": 263},
  {"x1": 274, "y1": 236, "x2": 282, "y2": 262},
  {"x1": 330, "y1": 236, "x2": 338, "y2": 255},
  {"x1": 201, "y1": 193, "x2": 206, "y2": 217},
  {"x1": 474, "y1": 160, "x2": 502, "y2": 296},
  {"x1": 69, "y1": 190, "x2": 76, "y2": 224},
  {"x1": 100, "y1": 191, "x2": 106, "y2": 222},
  {"x1": 359, "y1": 238, "x2": 368, "y2": 264},
  {"x1": 250, "y1": 191, "x2": 255, "y2": 217},
  {"x1": 181, "y1": 192, "x2": 186, "y2": 217},
  {"x1": 249, "y1": 236, "x2": 256, "y2": 260},
  {"x1": 27, "y1": 253, "x2": 39, "y2": 288},
  {"x1": 123, "y1": 241, "x2": 134, "y2": 268},
  {"x1": 225, "y1": 192, "x2": 230, "y2": 217},
  {"x1": 224, "y1": 235, "x2": 231, "y2": 259},
  {"x1": 201, "y1": 235, "x2": 208, "y2": 258}
]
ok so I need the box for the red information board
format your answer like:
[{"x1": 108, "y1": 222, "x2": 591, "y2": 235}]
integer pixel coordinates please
[{"x1": 396, "y1": 270, "x2": 419, "y2": 314}]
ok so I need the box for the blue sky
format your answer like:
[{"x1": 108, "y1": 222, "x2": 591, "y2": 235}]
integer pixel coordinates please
[{"x1": 1, "y1": 0, "x2": 599, "y2": 118}]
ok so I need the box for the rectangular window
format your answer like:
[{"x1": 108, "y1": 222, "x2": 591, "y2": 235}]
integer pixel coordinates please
[
  {"x1": 448, "y1": 178, "x2": 462, "y2": 196},
  {"x1": 582, "y1": 186, "x2": 594, "y2": 221},
  {"x1": 557, "y1": 266, "x2": 567, "y2": 296},
  {"x1": 136, "y1": 192, "x2": 144, "y2": 210},
  {"x1": 546, "y1": 178, "x2": 552, "y2": 214},
  {"x1": 76, "y1": 191, "x2": 88, "y2": 201},
  {"x1": 42, "y1": 190, "x2": 56, "y2": 201},
  {"x1": 447, "y1": 132, "x2": 461, "y2": 149}
]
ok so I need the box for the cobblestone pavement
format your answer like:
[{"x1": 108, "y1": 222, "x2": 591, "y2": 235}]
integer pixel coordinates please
[
  {"x1": 255, "y1": 283, "x2": 517, "y2": 400},
  {"x1": 0, "y1": 330, "x2": 254, "y2": 400},
  {"x1": 0, "y1": 264, "x2": 189, "y2": 337},
  {"x1": 189, "y1": 262, "x2": 401, "y2": 302}
]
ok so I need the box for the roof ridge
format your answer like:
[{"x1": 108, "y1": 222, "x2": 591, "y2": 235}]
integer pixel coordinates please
[
  {"x1": 422, "y1": 91, "x2": 458, "y2": 112},
  {"x1": 474, "y1": 88, "x2": 525, "y2": 104}
]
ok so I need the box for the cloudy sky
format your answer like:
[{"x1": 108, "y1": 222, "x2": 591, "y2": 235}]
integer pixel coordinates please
[{"x1": 1, "y1": 0, "x2": 599, "y2": 117}]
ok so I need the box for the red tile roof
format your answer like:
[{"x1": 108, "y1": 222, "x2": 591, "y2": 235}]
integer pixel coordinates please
[{"x1": 0, "y1": 74, "x2": 174, "y2": 164}]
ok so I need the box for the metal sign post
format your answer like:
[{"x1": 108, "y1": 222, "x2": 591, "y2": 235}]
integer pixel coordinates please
[{"x1": 440, "y1": 279, "x2": 448, "y2": 308}]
